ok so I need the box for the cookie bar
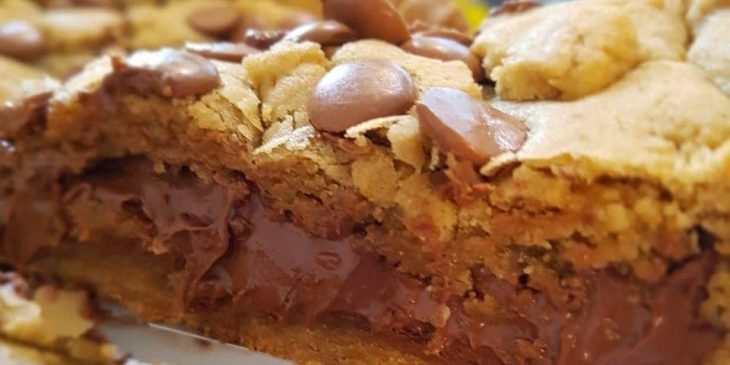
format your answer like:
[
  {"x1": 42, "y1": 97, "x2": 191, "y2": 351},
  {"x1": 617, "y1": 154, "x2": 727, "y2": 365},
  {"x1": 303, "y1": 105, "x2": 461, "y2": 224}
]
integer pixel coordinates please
[
  {"x1": 0, "y1": 0, "x2": 126, "y2": 78},
  {"x1": 0, "y1": 0, "x2": 469, "y2": 78},
  {"x1": 2, "y1": 0, "x2": 730, "y2": 364},
  {"x1": 0, "y1": 0, "x2": 320, "y2": 78}
]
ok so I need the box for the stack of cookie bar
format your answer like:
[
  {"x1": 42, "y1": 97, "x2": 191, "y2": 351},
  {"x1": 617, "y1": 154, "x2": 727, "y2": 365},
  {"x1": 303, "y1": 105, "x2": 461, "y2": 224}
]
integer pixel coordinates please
[{"x1": 1, "y1": 0, "x2": 730, "y2": 364}]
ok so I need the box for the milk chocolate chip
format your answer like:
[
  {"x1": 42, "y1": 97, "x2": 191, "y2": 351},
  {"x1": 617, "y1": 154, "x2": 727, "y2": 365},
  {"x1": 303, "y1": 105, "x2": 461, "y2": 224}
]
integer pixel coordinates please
[
  {"x1": 0, "y1": 21, "x2": 46, "y2": 61},
  {"x1": 282, "y1": 20, "x2": 356, "y2": 46},
  {"x1": 416, "y1": 87, "x2": 526, "y2": 165},
  {"x1": 43, "y1": 0, "x2": 114, "y2": 7},
  {"x1": 308, "y1": 60, "x2": 416, "y2": 133},
  {"x1": 185, "y1": 42, "x2": 260, "y2": 62},
  {"x1": 322, "y1": 0, "x2": 410, "y2": 44},
  {"x1": 187, "y1": 7, "x2": 241, "y2": 37},
  {"x1": 238, "y1": 28, "x2": 287, "y2": 49},
  {"x1": 111, "y1": 49, "x2": 220, "y2": 98},
  {"x1": 401, "y1": 35, "x2": 485, "y2": 82}
]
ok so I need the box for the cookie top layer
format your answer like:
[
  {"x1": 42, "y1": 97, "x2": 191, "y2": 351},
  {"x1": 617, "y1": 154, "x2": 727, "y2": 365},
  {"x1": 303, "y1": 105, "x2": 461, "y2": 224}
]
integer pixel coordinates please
[
  {"x1": 472, "y1": 0, "x2": 687, "y2": 101},
  {"x1": 43, "y1": 0, "x2": 730, "y2": 195},
  {"x1": 2, "y1": 0, "x2": 728, "y2": 286},
  {"x1": 488, "y1": 61, "x2": 730, "y2": 188}
]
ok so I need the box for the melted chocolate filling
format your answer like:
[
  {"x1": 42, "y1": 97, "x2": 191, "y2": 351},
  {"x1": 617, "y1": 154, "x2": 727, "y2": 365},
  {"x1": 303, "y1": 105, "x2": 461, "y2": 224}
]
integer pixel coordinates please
[{"x1": 1, "y1": 158, "x2": 723, "y2": 364}]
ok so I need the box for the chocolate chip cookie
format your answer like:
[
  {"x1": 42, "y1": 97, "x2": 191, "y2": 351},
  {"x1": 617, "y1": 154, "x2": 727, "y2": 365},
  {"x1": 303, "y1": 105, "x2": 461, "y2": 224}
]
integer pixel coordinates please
[{"x1": 1, "y1": 0, "x2": 729, "y2": 365}]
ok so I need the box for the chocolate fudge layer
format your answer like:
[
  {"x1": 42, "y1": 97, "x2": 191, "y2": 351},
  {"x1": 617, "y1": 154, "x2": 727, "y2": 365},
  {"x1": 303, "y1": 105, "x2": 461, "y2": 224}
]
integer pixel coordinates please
[
  {"x1": 2, "y1": 0, "x2": 730, "y2": 364},
  {"x1": 20, "y1": 157, "x2": 722, "y2": 365}
]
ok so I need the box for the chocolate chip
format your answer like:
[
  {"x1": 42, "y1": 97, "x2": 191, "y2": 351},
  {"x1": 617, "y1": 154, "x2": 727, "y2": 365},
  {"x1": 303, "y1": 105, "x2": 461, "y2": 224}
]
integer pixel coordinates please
[
  {"x1": 42, "y1": 0, "x2": 114, "y2": 7},
  {"x1": 110, "y1": 49, "x2": 220, "y2": 98},
  {"x1": 282, "y1": 20, "x2": 356, "y2": 46},
  {"x1": 187, "y1": 6, "x2": 241, "y2": 38},
  {"x1": 401, "y1": 35, "x2": 485, "y2": 82},
  {"x1": 416, "y1": 87, "x2": 526, "y2": 165},
  {"x1": 0, "y1": 21, "x2": 47, "y2": 61},
  {"x1": 412, "y1": 28, "x2": 473, "y2": 46},
  {"x1": 308, "y1": 60, "x2": 416, "y2": 133},
  {"x1": 322, "y1": 0, "x2": 410, "y2": 44},
  {"x1": 229, "y1": 14, "x2": 266, "y2": 40},
  {"x1": 490, "y1": 0, "x2": 541, "y2": 16},
  {"x1": 185, "y1": 42, "x2": 260, "y2": 63},
  {"x1": 237, "y1": 28, "x2": 287, "y2": 49},
  {"x1": 75, "y1": 0, "x2": 114, "y2": 7}
]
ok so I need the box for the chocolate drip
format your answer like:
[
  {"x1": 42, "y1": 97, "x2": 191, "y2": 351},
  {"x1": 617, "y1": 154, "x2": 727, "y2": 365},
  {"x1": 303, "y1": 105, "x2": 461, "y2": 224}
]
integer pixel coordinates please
[
  {"x1": 559, "y1": 253, "x2": 721, "y2": 365},
  {"x1": 211, "y1": 197, "x2": 361, "y2": 320},
  {"x1": 63, "y1": 158, "x2": 248, "y2": 305},
  {"x1": 455, "y1": 269, "x2": 564, "y2": 364},
  {"x1": 2, "y1": 184, "x2": 64, "y2": 264}
]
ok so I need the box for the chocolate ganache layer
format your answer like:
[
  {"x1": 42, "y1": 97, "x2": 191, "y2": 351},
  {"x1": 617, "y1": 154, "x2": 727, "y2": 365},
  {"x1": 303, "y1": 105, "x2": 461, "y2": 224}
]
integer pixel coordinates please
[{"x1": 1, "y1": 157, "x2": 722, "y2": 365}]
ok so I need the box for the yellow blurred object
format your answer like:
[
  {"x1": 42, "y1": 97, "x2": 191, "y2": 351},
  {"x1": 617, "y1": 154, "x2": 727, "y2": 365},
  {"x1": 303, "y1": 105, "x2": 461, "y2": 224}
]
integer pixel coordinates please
[{"x1": 453, "y1": 0, "x2": 489, "y2": 31}]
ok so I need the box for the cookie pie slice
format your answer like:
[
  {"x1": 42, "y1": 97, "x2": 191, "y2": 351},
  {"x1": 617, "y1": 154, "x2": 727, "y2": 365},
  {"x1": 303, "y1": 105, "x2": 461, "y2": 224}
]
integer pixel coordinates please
[{"x1": 2, "y1": 0, "x2": 730, "y2": 364}]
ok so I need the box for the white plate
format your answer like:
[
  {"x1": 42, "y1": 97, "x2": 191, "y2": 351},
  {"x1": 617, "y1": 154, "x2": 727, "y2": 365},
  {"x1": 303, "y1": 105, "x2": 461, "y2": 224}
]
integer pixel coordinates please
[{"x1": 100, "y1": 322, "x2": 291, "y2": 365}]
